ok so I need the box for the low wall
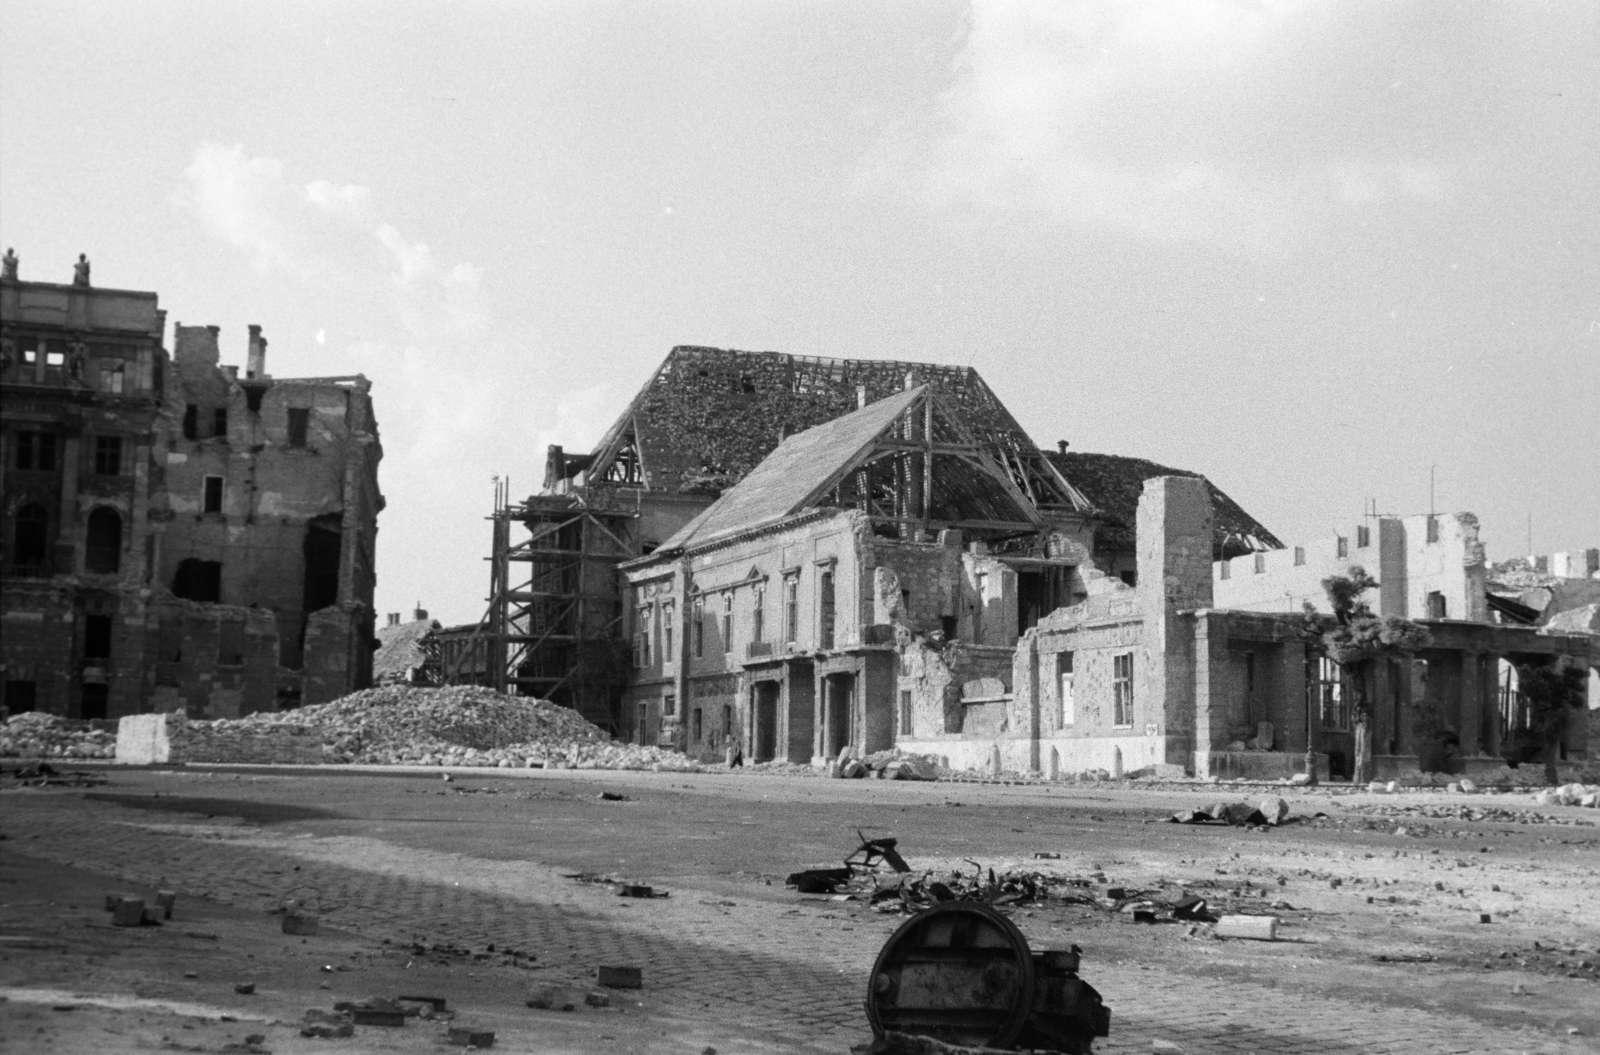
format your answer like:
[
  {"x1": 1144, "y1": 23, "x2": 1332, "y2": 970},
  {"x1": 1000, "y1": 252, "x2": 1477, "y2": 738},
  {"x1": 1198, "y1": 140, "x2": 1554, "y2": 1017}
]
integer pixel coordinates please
[
  {"x1": 116, "y1": 714, "x2": 325, "y2": 765},
  {"x1": 1204, "y1": 751, "x2": 1326, "y2": 781},
  {"x1": 911, "y1": 734, "x2": 1180, "y2": 778}
]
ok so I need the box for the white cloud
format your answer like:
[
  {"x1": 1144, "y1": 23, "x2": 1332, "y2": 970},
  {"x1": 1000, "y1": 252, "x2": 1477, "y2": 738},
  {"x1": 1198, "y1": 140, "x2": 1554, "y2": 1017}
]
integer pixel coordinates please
[
  {"x1": 179, "y1": 143, "x2": 311, "y2": 274},
  {"x1": 891, "y1": 0, "x2": 1454, "y2": 250},
  {"x1": 305, "y1": 179, "x2": 375, "y2": 222}
]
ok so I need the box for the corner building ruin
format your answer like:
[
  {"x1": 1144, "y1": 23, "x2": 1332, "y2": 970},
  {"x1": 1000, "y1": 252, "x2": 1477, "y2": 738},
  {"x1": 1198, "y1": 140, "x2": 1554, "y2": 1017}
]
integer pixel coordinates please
[{"x1": 1, "y1": 265, "x2": 382, "y2": 720}]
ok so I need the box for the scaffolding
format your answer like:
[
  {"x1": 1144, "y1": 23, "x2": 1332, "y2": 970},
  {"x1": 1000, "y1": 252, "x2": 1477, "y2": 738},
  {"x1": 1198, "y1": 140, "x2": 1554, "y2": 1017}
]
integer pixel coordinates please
[{"x1": 443, "y1": 480, "x2": 637, "y2": 733}]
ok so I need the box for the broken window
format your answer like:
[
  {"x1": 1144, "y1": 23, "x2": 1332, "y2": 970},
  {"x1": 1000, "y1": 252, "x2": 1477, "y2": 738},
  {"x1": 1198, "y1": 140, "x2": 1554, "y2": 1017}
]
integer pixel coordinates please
[
  {"x1": 79, "y1": 684, "x2": 108, "y2": 721},
  {"x1": 100, "y1": 362, "x2": 125, "y2": 394},
  {"x1": 1120, "y1": 570, "x2": 1137, "y2": 587},
  {"x1": 93, "y1": 435, "x2": 122, "y2": 475},
  {"x1": 1240, "y1": 651, "x2": 1257, "y2": 724},
  {"x1": 302, "y1": 514, "x2": 342, "y2": 614},
  {"x1": 1315, "y1": 655, "x2": 1348, "y2": 730},
  {"x1": 1113, "y1": 652, "x2": 1134, "y2": 727},
  {"x1": 244, "y1": 385, "x2": 265, "y2": 413},
  {"x1": 83, "y1": 614, "x2": 113, "y2": 659},
  {"x1": 692, "y1": 707, "x2": 703, "y2": 742},
  {"x1": 1057, "y1": 652, "x2": 1075, "y2": 727},
  {"x1": 3, "y1": 681, "x2": 37, "y2": 715},
  {"x1": 819, "y1": 571, "x2": 835, "y2": 650},
  {"x1": 287, "y1": 407, "x2": 310, "y2": 448},
  {"x1": 217, "y1": 620, "x2": 246, "y2": 666},
  {"x1": 633, "y1": 606, "x2": 652, "y2": 668},
  {"x1": 1336, "y1": 536, "x2": 1349, "y2": 558},
  {"x1": 1357, "y1": 525, "x2": 1371, "y2": 548},
  {"x1": 85, "y1": 507, "x2": 122, "y2": 574},
  {"x1": 661, "y1": 602, "x2": 674, "y2": 659},
  {"x1": 172, "y1": 558, "x2": 223, "y2": 602},
  {"x1": 213, "y1": 407, "x2": 228, "y2": 440},
  {"x1": 751, "y1": 584, "x2": 765, "y2": 644},
  {"x1": 1427, "y1": 591, "x2": 1447, "y2": 619},
  {"x1": 15, "y1": 431, "x2": 56, "y2": 471},
  {"x1": 899, "y1": 690, "x2": 913, "y2": 736},
  {"x1": 721, "y1": 593, "x2": 733, "y2": 654},
  {"x1": 12, "y1": 503, "x2": 49, "y2": 568},
  {"x1": 183, "y1": 404, "x2": 198, "y2": 440},
  {"x1": 203, "y1": 476, "x2": 223, "y2": 514},
  {"x1": 20, "y1": 339, "x2": 38, "y2": 365},
  {"x1": 784, "y1": 574, "x2": 798, "y2": 644},
  {"x1": 693, "y1": 598, "x2": 705, "y2": 658}
]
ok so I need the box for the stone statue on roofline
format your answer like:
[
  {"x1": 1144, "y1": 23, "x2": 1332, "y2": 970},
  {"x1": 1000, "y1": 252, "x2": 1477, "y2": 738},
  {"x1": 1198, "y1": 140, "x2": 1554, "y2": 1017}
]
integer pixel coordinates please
[
  {"x1": 73, "y1": 253, "x2": 91, "y2": 286},
  {"x1": 1, "y1": 247, "x2": 17, "y2": 280}
]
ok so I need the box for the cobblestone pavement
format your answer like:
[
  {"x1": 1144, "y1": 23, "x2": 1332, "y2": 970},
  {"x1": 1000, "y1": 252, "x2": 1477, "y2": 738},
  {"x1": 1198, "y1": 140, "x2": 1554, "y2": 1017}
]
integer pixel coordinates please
[{"x1": 2, "y1": 779, "x2": 1587, "y2": 1055}]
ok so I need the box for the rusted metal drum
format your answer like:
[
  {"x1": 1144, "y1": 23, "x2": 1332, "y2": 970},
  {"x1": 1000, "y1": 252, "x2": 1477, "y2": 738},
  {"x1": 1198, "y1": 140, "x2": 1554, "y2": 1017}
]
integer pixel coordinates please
[{"x1": 864, "y1": 902, "x2": 1037, "y2": 1048}]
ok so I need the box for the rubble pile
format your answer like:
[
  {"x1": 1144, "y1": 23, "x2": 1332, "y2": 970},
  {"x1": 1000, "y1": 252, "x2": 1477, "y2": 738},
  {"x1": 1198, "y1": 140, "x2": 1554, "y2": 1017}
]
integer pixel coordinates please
[
  {"x1": 0, "y1": 713, "x2": 116, "y2": 759},
  {"x1": 211, "y1": 686, "x2": 704, "y2": 771}
]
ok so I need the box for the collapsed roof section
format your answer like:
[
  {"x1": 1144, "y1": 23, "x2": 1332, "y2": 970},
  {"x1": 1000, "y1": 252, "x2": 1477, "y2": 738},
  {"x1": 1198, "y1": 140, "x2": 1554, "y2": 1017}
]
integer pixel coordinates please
[
  {"x1": 565, "y1": 345, "x2": 1092, "y2": 518},
  {"x1": 1046, "y1": 450, "x2": 1282, "y2": 560},
  {"x1": 656, "y1": 386, "x2": 1050, "y2": 553}
]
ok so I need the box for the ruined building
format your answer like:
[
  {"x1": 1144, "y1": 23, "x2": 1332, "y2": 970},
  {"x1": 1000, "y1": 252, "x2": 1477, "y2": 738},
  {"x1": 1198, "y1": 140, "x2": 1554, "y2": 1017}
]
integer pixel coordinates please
[
  {"x1": 465, "y1": 345, "x2": 1273, "y2": 735},
  {"x1": 1, "y1": 263, "x2": 382, "y2": 719}
]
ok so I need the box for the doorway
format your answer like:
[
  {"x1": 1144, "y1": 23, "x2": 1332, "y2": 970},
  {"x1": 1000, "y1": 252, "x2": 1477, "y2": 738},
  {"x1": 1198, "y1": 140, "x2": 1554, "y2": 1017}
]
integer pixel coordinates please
[
  {"x1": 752, "y1": 682, "x2": 779, "y2": 762},
  {"x1": 823, "y1": 673, "x2": 854, "y2": 758}
]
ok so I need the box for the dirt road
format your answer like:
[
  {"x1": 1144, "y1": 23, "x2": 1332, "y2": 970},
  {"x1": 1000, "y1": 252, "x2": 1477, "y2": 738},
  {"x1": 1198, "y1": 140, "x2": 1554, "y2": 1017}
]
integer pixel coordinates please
[{"x1": 2, "y1": 765, "x2": 1596, "y2": 1054}]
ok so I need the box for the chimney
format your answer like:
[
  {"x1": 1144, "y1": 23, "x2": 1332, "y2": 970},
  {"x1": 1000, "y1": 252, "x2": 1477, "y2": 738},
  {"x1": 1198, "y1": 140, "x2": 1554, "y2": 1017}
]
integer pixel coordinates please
[
  {"x1": 1057, "y1": 440, "x2": 1069, "y2": 454},
  {"x1": 856, "y1": 384, "x2": 868, "y2": 409},
  {"x1": 246, "y1": 325, "x2": 267, "y2": 380},
  {"x1": 387, "y1": 613, "x2": 400, "y2": 627},
  {"x1": 414, "y1": 605, "x2": 428, "y2": 622}
]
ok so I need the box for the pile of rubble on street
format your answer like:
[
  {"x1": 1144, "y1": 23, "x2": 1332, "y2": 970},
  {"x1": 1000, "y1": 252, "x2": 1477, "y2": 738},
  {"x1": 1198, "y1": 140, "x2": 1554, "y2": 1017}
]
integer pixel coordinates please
[
  {"x1": 220, "y1": 686, "x2": 707, "y2": 771},
  {"x1": 0, "y1": 712, "x2": 117, "y2": 760}
]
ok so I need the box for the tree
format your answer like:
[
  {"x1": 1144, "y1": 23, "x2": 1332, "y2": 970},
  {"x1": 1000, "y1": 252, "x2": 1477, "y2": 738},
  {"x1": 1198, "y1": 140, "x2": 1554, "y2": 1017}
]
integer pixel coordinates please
[
  {"x1": 1306, "y1": 567, "x2": 1431, "y2": 785},
  {"x1": 1516, "y1": 659, "x2": 1588, "y2": 786}
]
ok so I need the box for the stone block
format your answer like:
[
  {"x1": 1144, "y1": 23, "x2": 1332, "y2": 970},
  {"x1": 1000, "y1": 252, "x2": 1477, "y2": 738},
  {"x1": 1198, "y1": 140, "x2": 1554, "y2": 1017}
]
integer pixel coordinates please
[
  {"x1": 525, "y1": 986, "x2": 575, "y2": 1011},
  {"x1": 111, "y1": 898, "x2": 146, "y2": 927},
  {"x1": 154, "y1": 890, "x2": 177, "y2": 919},
  {"x1": 1216, "y1": 915, "x2": 1278, "y2": 941},
  {"x1": 282, "y1": 913, "x2": 320, "y2": 935},
  {"x1": 447, "y1": 1026, "x2": 495, "y2": 1048}
]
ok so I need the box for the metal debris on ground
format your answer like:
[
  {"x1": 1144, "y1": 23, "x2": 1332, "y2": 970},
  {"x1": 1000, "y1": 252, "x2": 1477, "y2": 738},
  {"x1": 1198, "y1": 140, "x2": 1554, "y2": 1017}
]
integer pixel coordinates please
[
  {"x1": 560, "y1": 872, "x2": 669, "y2": 897},
  {"x1": 2, "y1": 760, "x2": 109, "y2": 787}
]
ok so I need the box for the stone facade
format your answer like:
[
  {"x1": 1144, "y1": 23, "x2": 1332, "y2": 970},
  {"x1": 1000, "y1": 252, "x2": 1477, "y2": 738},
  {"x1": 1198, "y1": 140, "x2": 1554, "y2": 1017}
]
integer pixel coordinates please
[{"x1": 1, "y1": 265, "x2": 382, "y2": 721}]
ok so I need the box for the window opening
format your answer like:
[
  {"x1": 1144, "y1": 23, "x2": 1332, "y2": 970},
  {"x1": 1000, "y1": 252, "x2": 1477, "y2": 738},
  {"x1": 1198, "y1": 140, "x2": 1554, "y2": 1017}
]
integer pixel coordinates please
[
  {"x1": 85, "y1": 507, "x2": 122, "y2": 574},
  {"x1": 899, "y1": 690, "x2": 913, "y2": 736},
  {"x1": 1293, "y1": 546, "x2": 1305, "y2": 566},
  {"x1": 1316, "y1": 655, "x2": 1348, "y2": 730},
  {"x1": 212, "y1": 407, "x2": 228, "y2": 440},
  {"x1": 1427, "y1": 591, "x2": 1447, "y2": 619},
  {"x1": 751, "y1": 584, "x2": 765, "y2": 644},
  {"x1": 183, "y1": 404, "x2": 198, "y2": 440},
  {"x1": 16, "y1": 431, "x2": 56, "y2": 471},
  {"x1": 1336, "y1": 536, "x2": 1349, "y2": 558},
  {"x1": 94, "y1": 436, "x2": 122, "y2": 475},
  {"x1": 287, "y1": 407, "x2": 309, "y2": 448},
  {"x1": 784, "y1": 574, "x2": 798, "y2": 644},
  {"x1": 100, "y1": 362, "x2": 125, "y2": 394},
  {"x1": 693, "y1": 598, "x2": 705, "y2": 658},
  {"x1": 203, "y1": 476, "x2": 223, "y2": 514},
  {"x1": 1357, "y1": 525, "x2": 1371, "y2": 548},
  {"x1": 1426, "y1": 516, "x2": 1439, "y2": 543},
  {"x1": 819, "y1": 571, "x2": 835, "y2": 650},
  {"x1": 1057, "y1": 652, "x2": 1075, "y2": 727},
  {"x1": 721, "y1": 592, "x2": 733, "y2": 654},
  {"x1": 661, "y1": 602, "x2": 674, "y2": 658},
  {"x1": 13, "y1": 503, "x2": 49, "y2": 568},
  {"x1": 1113, "y1": 652, "x2": 1134, "y2": 727},
  {"x1": 79, "y1": 684, "x2": 108, "y2": 721},
  {"x1": 692, "y1": 707, "x2": 703, "y2": 742},
  {"x1": 84, "y1": 614, "x2": 113, "y2": 659},
  {"x1": 172, "y1": 558, "x2": 223, "y2": 603}
]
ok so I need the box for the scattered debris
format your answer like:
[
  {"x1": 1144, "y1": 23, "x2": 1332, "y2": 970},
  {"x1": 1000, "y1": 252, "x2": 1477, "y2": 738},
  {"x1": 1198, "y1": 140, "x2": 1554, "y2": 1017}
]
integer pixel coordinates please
[
  {"x1": 0, "y1": 713, "x2": 117, "y2": 760},
  {"x1": 561, "y1": 872, "x2": 669, "y2": 898},
  {"x1": 598, "y1": 791, "x2": 631, "y2": 801},
  {"x1": 526, "y1": 985, "x2": 576, "y2": 1011},
  {"x1": 1169, "y1": 800, "x2": 1285, "y2": 827},
  {"x1": 282, "y1": 912, "x2": 320, "y2": 936},
  {"x1": 300, "y1": 1009, "x2": 354, "y2": 1038},
  {"x1": 234, "y1": 983, "x2": 256, "y2": 995},
  {"x1": 447, "y1": 1025, "x2": 496, "y2": 1048},
  {"x1": 584, "y1": 990, "x2": 611, "y2": 1007}
]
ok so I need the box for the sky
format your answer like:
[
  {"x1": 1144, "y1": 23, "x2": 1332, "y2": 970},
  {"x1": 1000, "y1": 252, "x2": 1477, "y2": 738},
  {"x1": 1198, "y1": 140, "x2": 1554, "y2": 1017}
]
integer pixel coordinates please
[{"x1": 3, "y1": 0, "x2": 1596, "y2": 627}]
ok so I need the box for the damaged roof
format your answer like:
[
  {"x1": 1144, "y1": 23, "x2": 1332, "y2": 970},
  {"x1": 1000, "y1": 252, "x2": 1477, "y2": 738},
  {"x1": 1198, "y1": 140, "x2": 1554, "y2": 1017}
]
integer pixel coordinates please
[
  {"x1": 373, "y1": 618, "x2": 440, "y2": 683},
  {"x1": 1047, "y1": 451, "x2": 1282, "y2": 560},
  {"x1": 657, "y1": 386, "x2": 1046, "y2": 553},
  {"x1": 580, "y1": 346, "x2": 1084, "y2": 512}
]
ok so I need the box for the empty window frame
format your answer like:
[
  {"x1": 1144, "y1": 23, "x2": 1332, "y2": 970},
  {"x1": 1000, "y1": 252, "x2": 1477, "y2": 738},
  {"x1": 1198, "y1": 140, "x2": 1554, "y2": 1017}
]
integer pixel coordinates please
[
  {"x1": 1426, "y1": 516, "x2": 1440, "y2": 543},
  {"x1": 287, "y1": 407, "x2": 310, "y2": 448},
  {"x1": 751, "y1": 584, "x2": 765, "y2": 644},
  {"x1": 633, "y1": 605, "x2": 652, "y2": 668},
  {"x1": 1057, "y1": 651, "x2": 1075, "y2": 727},
  {"x1": 783, "y1": 574, "x2": 799, "y2": 644},
  {"x1": 15, "y1": 431, "x2": 57, "y2": 471},
  {"x1": 100, "y1": 362, "x2": 125, "y2": 394},
  {"x1": 83, "y1": 614, "x2": 113, "y2": 660},
  {"x1": 183, "y1": 404, "x2": 198, "y2": 440},
  {"x1": 203, "y1": 476, "x2": 223, "y2": 514},
  {"x1": 1253, "y1": 553, "x2": 1265, "y2": 574},
  {"x1": 93, "y1": 435, "x2": 122, "y2": 475},
  {"x1": 1316, "y1": 655, "x2": 1348, "y2": 730},
  {"x1": 721, "y1": 592, "x2": 733, "y2": 654},
  {"x1": 212, "y1": 407, "x2": 228, "y2": 440},
  {"x1": 84, "y1": 507, "x2": 122, "y2": 574},
  {"x1": 692, "y1": 707, "x2": 703, "y2": 742},
  {"x1": 1356, "y1": 525, "x2": 1371, "y2": 548},
  {"x1": 692, "y1": 598, "x2": 705, "y2": 658},
  {"x1": 1427, "y1": 591, "x2": 1447, "y2": 619},
  {"x1": 661, "y1": 602, "x2": 674, "y2": 659},
  {"x1": 12, "y1": 503, "x2": 50, "y2": 567},
  {"x1": 1112, "y1": 652, "x2": 1134, "y2": 727},
  {"x1": 1336, "y1": 536, "x2": 1349, "y2": 558},
  {"x1": 819, "y1": 570, "x2": 835, "y2": 650},
  {"x1": 1293, "y1": 546, "x2": 1306, "y2": 566}
]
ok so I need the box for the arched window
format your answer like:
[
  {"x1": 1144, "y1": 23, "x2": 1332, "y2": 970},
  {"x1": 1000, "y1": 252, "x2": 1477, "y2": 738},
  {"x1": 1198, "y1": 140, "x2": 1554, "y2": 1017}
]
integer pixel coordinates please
[
  {"x1": 85, "y1": 507, "x2": 122, "y2": 574},
  {"x1": 13, "y1": 503, "x2": 48, "y2": 569}
]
